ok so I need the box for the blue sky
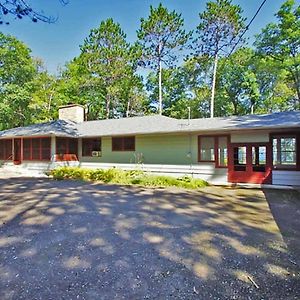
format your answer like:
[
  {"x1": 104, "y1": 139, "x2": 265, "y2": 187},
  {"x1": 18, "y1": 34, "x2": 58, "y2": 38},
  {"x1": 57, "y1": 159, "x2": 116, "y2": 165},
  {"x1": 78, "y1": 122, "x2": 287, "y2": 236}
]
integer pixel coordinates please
[{"x1": 1, "y1": 0, "x2": 283, "y2": 74}]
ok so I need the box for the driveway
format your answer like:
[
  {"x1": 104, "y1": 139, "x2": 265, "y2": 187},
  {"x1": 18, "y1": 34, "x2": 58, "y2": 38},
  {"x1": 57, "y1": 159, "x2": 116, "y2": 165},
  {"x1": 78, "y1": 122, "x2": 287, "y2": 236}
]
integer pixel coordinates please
[{"x1": 0, "y1": 179, "x2": 299, "y2": 299}]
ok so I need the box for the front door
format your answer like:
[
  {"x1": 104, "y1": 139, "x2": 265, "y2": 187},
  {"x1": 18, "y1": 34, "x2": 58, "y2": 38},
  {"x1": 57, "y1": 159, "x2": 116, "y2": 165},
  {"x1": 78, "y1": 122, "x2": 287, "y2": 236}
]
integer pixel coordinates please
[
  {"x1": 13, "y1": 138, "x2": 22, "y2": 164},
  {"x1": 228, "y1": 143, "x2": 272, "y2": 184}
]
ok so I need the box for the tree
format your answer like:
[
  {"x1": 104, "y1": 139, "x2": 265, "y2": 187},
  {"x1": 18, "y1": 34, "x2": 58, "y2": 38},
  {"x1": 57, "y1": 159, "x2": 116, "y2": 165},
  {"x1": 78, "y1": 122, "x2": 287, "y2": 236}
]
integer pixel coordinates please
[
  {"x1": 217, "y1": 48, "x2": 260, "y2": 116},
  {"x1": 193, "y1": 0, "x2": 245, "y2": 117},
  {"x1": 0, "y1": 0, "x2": 68, "y2": 24},
  {"x1": 137, "y1": 3, "x2": 191, "y2": 115},
  {"x1": 0, "y1": 32, "x2": 37, "y2": 129},
  {"x1": 74, "y1": 18, "x2": 143, "y2": 119},
  {"x1": 255, "y1": 0, "x2": 300, "y2": 109}
]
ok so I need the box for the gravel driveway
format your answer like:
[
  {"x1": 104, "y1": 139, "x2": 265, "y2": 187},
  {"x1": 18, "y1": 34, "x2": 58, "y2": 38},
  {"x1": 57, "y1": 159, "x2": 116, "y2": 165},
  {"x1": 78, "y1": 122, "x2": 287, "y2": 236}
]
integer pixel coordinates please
[{"x1": 0, "y1": 178, "x2": 299, "y2": 299}]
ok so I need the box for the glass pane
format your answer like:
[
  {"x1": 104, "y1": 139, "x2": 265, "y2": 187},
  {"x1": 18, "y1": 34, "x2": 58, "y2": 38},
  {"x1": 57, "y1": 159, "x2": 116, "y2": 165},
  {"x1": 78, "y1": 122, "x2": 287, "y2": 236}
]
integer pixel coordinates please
[
  {"x1": 218, "y1": 137, "x2": 227, "y2": 166},
  {"x1": 92, "y1": 139, "x2": 101, "y2": 151},
  {"x1": 252, "y1": 146, "x2": 266, "y2": 172},
  {"x1": 281, "y1": 151, "x2": 296, "y2": 165},
  {"x1": 234, "y1": 146, "x2": 246, "y2": 171},
  {"x1": 124, "y1": 137, "x2": 135, "y2": 151},
  {"x1": 200, "y1": 137, "x2": 215, "y2": 161},
  {"x1": 112, "y1": 138, "x2": 122, "y2": 151},
  {"x1": 273, "y1": 137, "x2": 296, "y2": 166}
]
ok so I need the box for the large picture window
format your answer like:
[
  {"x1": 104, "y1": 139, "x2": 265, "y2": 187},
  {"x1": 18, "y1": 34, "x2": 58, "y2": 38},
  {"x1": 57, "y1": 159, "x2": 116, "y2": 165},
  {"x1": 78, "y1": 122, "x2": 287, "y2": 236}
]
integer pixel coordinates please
[
  {"x1": 82, "y1": 138, "x2": 101, "y2": 156},
  {"x1": 112, "y1": 136, "x2": 135, "y2": 151},
  {"x1": 198, "y1": 136, "x2": 228, "y2": 167},
  {"x1": 23, "y1": 137, "x2": 51, "y2": 161},
  {"x1": 273, "y1": 136, "x2": 297, "y2": 167},
  {"x1": 0, "y1": 139, "x2": 12, "y2": 160}
]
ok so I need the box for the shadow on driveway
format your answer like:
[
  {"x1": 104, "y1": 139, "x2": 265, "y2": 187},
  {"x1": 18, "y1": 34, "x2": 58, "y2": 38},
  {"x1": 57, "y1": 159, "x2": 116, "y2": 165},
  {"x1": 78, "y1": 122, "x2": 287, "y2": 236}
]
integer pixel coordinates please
[{"x1": 0, "y1": 178, "x2": 299, "y2": 299}]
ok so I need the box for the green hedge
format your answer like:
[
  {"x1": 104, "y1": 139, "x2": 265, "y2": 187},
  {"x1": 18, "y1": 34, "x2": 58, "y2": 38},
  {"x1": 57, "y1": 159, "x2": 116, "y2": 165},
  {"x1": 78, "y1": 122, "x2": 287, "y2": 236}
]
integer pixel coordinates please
[{"x1": 49, "y1": 167, "x2": 208, "y2": 190}]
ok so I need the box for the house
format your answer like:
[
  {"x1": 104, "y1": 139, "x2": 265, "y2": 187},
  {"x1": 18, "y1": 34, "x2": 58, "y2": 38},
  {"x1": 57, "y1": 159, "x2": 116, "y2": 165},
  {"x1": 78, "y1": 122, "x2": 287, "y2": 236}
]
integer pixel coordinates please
[{"x1": 0, "y1": 104, "x2": 299, "y2": 186}]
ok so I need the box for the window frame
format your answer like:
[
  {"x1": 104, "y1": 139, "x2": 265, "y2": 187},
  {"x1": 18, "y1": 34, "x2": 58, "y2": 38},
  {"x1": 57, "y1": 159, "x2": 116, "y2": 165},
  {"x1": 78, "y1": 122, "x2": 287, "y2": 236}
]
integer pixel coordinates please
[
  {"x1": 198, "y1": 135, "x2": 229, "y2": 168},
  {"x1": 82, "y1": 138, "x2": 102, "y2": 157},
  {"x1": 112, "y1": 136, "x2": 135, "y2": 152},
  {"x1": 271, "y1": 133, "x2": 299, "y2": 170}
]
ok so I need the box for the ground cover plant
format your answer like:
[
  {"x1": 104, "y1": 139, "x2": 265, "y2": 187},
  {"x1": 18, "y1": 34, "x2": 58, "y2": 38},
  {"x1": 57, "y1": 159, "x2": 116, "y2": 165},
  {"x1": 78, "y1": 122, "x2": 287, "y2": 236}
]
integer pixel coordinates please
[{"x1": 49, "y1": 167, "x2": 208, "y2": 189}]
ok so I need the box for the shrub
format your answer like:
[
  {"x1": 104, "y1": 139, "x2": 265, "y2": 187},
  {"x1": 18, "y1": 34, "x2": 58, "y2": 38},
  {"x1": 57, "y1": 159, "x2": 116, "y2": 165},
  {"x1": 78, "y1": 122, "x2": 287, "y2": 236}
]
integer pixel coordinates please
[{"x1": 49, "y1": 167, "x2": 208, "y2": 190}]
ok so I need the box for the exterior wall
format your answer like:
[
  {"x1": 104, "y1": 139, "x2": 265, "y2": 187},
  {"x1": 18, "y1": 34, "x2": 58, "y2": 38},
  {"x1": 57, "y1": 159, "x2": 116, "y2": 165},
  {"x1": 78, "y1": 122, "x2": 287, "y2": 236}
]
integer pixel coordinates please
[
  {"x1": 231, "y1": 132, "x2": 269, "y2": 143},
  {"x1": 79, "y1": 134, "x2": 198, "y2": 165},
  {"x1": 78, "y1": 134, "x2": 226, "y2": 184},
  {"x1": 272, "y1": 170, "x2": 300, "y2": 186}
]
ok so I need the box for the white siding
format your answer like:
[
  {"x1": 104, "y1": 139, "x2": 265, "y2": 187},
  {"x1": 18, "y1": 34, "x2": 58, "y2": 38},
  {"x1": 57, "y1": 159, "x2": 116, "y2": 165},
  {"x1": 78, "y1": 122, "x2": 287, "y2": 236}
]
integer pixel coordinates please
[{"x1": 272, "y1": 170, "x2": 300, "y2": 186}]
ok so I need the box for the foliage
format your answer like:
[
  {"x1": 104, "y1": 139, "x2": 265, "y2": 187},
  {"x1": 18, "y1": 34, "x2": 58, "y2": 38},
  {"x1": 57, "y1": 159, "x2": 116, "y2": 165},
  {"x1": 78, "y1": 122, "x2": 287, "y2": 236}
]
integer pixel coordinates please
[
  {"x1": 193, "y1": 0, "x2": 246, "y2": 117},
  {"x1": 255, "y1": 0, "x2": 300, "y2": 109},
  {"x1": 50, "y1": 167, "x2": 208, "y2": 189},
  {"x1": 137, "y1": 3, "x2": 191, "y2": 114},
  {"x1": 0, "y1": 32, "x2": 37, "y2": 129},
  {"x1": 72, "y1": 18, "x2": 145, "y2": 119}
]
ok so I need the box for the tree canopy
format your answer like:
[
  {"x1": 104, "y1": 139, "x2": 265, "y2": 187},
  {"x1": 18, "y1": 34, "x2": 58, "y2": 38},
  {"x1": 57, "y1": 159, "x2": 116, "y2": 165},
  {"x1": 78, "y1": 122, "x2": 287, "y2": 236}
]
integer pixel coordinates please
[{"x1": 0, "y1": 0, "x2": 299, "y2": 130}]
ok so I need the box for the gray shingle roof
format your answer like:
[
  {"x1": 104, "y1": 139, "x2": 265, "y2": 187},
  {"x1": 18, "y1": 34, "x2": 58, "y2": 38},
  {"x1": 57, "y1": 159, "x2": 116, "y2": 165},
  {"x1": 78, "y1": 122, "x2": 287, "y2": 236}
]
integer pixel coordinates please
[
  {"x1": 0, "y1": 119, "x2": 78, "y2": 138},
  {"x1": 0, "y1": 110, "x2": 299, "y2": 139}
]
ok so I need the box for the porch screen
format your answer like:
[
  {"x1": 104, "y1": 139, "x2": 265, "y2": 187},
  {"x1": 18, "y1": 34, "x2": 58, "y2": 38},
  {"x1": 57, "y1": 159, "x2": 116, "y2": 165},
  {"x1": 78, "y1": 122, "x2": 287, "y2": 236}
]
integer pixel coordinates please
[
  {"x1": 0, "y1": 139, "x2": 12, "y2": 160},
  {"x1": 56, "y1": 138, "x2": 78, "y2": 156},
  {"x1": 23, "y1": 138, "x2": 51, "y2": 161}
]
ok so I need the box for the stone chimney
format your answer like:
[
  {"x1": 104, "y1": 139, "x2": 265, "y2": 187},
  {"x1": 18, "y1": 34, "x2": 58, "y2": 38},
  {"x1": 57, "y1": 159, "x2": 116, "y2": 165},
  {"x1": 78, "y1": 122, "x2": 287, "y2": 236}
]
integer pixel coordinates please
[{"x1": 58, "y1": 104, "x2": 85, "y2": 123}]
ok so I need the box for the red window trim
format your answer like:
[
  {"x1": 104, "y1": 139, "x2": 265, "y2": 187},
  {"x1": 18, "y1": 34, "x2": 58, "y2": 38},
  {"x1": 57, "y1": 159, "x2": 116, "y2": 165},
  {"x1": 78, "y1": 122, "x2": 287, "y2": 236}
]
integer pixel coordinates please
[
  {"x1": 23, "y1": 137, "x2": 51, "y2": 161},
  {"x1": 82, "y1": 138, "x2": 102, "y2": 157},
  {"x1": 270, "y1": 132, "x2": 300, "y2": 171},
  {"x1": 198, "y1": 135, "x2": 229, "y2": 168},
  {"x1": 112, "y1": 136, "x2": 135, "y2": 152}
]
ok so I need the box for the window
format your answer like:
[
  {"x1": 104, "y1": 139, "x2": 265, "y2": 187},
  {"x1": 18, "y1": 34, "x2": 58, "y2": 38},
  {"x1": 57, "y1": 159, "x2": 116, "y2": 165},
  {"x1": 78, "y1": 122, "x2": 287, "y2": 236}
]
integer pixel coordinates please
[
  {"x1": 199, "y1": 137, "x2": 215, "y2": 161},
  {"x1": 233, "y1": 146, "x2": 246, "y2": 171},
  {"x1": 273, "y1": 136, "x2": 297, "y2": 167},
  {"x1": 56, "y1": 138, "x2": 78, "y2": 156},
  {"x1": 218, "y1": 136, "x2": 228, "y2": 167},
  {"x1": 0, "y1": 139, "x2": 12, "y2": 160},
  {"x1": 252, "y1": 146, "x2": 266, "y2": 172},
  {"x1": 112, "y1": 137, "x2": 135, "y2": 151},
  {"x1": 22, "y1": 138, "x2": 51, "y2": 161},
  {"x1": 82, "y1": 138, "x2": 101, "y2": 156},
  {"x1": 198, "y1": 136, "x2": 228, "y2": 167}
]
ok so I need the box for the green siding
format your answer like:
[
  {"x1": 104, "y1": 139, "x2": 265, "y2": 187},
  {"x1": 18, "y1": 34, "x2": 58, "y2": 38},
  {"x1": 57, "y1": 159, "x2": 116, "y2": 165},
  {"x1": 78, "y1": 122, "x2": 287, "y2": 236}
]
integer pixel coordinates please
[{"x1": 79, "y1": 134, "x2": 199, "y2": 165}]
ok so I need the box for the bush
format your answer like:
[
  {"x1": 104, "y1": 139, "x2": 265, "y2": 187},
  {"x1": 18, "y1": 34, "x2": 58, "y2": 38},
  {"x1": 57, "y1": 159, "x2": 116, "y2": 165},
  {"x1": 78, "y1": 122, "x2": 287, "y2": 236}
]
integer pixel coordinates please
[{"x1": 49, "y1": 167, "x2": 208, "y2": 190}]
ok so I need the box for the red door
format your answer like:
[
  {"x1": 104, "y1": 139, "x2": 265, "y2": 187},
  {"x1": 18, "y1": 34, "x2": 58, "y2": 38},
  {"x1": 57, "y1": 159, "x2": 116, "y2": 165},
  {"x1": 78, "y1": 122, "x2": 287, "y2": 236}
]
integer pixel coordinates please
[
  {"x1": 13, "y1": 138, "x2": 22, "y2": 165},
  {"x1": 228, "y1": 143, "x2": 272, "y2": 184}
]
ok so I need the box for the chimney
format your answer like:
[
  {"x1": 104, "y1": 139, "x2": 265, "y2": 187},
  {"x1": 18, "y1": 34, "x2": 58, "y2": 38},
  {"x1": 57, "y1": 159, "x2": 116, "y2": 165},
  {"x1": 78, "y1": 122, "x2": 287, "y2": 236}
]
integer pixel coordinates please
[{"x1": 58, "y1": 104, "x2": 85, "y2": 123}]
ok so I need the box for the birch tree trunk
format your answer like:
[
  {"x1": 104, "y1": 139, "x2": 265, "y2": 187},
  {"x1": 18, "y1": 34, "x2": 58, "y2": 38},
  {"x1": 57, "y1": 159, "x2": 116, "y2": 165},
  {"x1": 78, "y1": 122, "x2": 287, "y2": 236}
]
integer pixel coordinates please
[{"x1": 210, "y1": 53, "x2": 218, "y2": 118}]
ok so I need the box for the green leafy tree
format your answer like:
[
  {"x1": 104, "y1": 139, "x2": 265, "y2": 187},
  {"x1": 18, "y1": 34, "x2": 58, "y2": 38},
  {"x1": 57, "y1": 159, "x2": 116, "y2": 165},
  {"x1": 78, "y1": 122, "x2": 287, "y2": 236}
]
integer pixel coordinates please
[
  {"x1": 193, "y1": 0, "x2": 246, "y2": 117},
  {"x1": 255, "y1": 0, "x2": 300, "y2": 109},
  {"x1": 0, "y1": 32, "x2": 37, "y2": 129},
  {"x1": 137, "y1": 3, "x2": 191, "y2": 115},
  {"x1": 79, "y1": 18, "x2": 143, "y2": 119},
  {"x1": 217, "y1": 48, "x2": 260, "y2": 116}
]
